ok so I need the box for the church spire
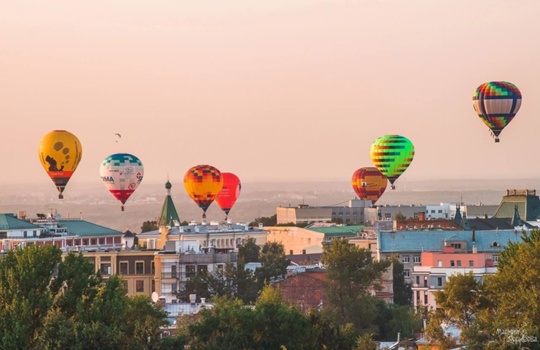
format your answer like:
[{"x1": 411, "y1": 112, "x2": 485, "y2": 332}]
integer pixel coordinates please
[
  {"x1": 158, "y1": 180, "x2": 181, "y2": 227},
  {"x1": 511, "y1": 204, "x2": 522, "y2": 227}
]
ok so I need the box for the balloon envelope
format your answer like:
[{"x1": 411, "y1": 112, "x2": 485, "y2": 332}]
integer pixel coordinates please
[
  {"x1": 184, "y1": 165, "x2": 223, "y2": 215},
  {"x1": 351, "y1": 167, "x2": 387, "y2": 204},
  {"x1": 216, "y1": 172, "x2": 242, "y2": 216},
  {"x1": 370, "y1": 135, "x2": 414, "y2": 189},
  {"x1": 472, "y1": 81, "x2": 522, "y2": 142},
  {"x1": 38, "y1": 130, "x2": 83, "y2": 199},
  {"x1": 99, "y1": 153, "x2": 144, "y2": 210}
]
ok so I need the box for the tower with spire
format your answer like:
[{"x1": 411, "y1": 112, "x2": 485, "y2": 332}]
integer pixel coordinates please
[{"x1": 158, "y1": 180, "x2": 181, "y2": 247}]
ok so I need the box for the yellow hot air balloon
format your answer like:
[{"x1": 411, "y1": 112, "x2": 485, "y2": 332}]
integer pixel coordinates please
[{"x1": 38, "y1": 130, "x2": 83, "y2": 199}]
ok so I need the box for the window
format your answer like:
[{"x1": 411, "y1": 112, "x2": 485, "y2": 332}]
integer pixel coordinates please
[
  {"x1": 384, "y1": 213, "x2": 392, "y2": 219},
  {"x1": 416, "y1": 276, "x2": 420, "y2": 285},
  {"x1": 437, "y1": 260, "x2": 442, "y2": 267},
  {"x1": 450, "y1": 243, "x2": 462, "y2": 249},
  {"x1": 120, "y1": 262, "x2": 128, "y2": 275},
  {"x1": 289, "y1": 250, "x2": 293, "y2": 255},
  {"x1": 424, "y1": 293, "x2": 428, "y2": 304},
  {"x1": 151, "y1": 261, "x2": 155, "y2": 274},
  {"x1": 450, "y1": 260, "x2": 455, "y2": 267},
  {"x1": 186, "y1": 265, "x2": 196, "y2": 278},
  {"x1": 437, "y1": 277, "x2": 443, "y2": 286},
  {"x1": 457, "y1": 260, "x2": 462, "y2": 267},
  {"x1": 198, "y1": 265, "x2": 208, "y2": 273},
  {"x1": 404, "y1": 269, "x2": 410, "y2": 277},
  {"x1": 99, "y1": 238, "x2": 105, "y2": 245},
  {"x1": 171, "y1": 282, "x2": 177, "y2": 293},
  {"x1": 136, "y1": 280, "x2": 144, "y2": 293},
  {"x1": 438, "y1": 209, "x2": 443, "y2": 213},
  {"x1": 413, "y1": 255, "x2": 421, "y2": 263},
  {"x1": 24, "y1": 231, "x2": 27, "y2": 238},
  {"x1": 151, "y1": 279, "x2": 155, "y2": 293},
  {"x1": 492, "y1": 255, "x2": 499, "y2": 264},
  {"x1": 33, "y1": 230, "x2": 37, "y2": 237},
  {"x1": 431, "y1": 210, "x2": 435, "y2": 213},
  {"x1": 401, "y1": 255, "x2": 410, "y2": 263},
  {"x1": 122, "y1": 280, "x2": 128, "y2": 292},
  {"x1": 171, "y1": 265, "x2": 177, "y2": 278},
  {"x1": 100, "y1": 263, "x2": 111, "y2": 275},
  {"x1": 135, "y1": 262, "x2": 144, "y2": 274},
  {"x1": 469, "y1": 260, "x2": 474, "y2": 267},
  {"x1": 302, "y1": 249, "x2": 306, "y2": 254}
]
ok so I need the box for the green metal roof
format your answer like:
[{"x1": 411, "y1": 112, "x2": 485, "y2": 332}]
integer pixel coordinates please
[
  {"x1": 58, "y1": 220, "x2": 122, "y2": 237},
  {"x1": 159, "y1": 195, "x2": 180, "y2": 227},
  {"x1": 307, "y1": 225, "x2": 364, "y2": 238},
  {"x1": 0, "y1": 213, "x2": 42, "y2": 230}
]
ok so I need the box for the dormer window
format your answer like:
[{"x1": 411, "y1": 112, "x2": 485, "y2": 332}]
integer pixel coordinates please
[{"x1": 491, "y1": 241, "x2": 500, "y2": 247}]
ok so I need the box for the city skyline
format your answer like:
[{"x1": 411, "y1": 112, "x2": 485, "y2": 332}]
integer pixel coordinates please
[{"x1": 2, "y1": 1, "x2": 540, "y2": 187}]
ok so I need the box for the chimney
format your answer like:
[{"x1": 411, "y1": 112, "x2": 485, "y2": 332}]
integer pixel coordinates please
[{"x1": 157, "y1": 297, "x2": 166, "y2": 308}]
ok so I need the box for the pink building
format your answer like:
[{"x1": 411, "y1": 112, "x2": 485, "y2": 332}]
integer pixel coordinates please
[{"x1": 412, "y1": 246, "x2": 497, "y2": 310}]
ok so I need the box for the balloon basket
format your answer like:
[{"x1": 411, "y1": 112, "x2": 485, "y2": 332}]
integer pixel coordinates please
[
  {"x1": 391, "y1": 184, "x2": 396, "y2": 190},
  {"x1": 58, "y1": 193, "x2": 64, "y2": 199},
  {"x1": 121, "y1": 205, "x2": 124, "y2": 212},
  {"x1": 495, "y1": 137, "x2": 500, "y2": 143}
]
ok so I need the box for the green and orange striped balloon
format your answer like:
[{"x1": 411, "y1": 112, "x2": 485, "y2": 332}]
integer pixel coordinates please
[{"x1": 370, "y1": 135, "x2": 414, "y2": 190}]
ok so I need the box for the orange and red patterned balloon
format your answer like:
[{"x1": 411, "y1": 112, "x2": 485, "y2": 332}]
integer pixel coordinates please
[
  {"x1": 184, "y1": 164, "x2": 223, "y2": 218},
  {"x1": 351, "y1": 167, "x2": 387, "y2": 204}
]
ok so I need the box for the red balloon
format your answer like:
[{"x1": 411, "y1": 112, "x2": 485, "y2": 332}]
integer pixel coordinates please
[
  {"x1": 351, "y1": 167, "x2": 387, "y2": 204},
  {"x1": 216, "y1": 172, "x2": 241, "y2": 216}
]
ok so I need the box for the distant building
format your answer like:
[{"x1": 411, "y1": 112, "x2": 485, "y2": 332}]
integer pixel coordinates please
[
  {"x1": 493, "y1": 189, "x2": 540, "y2": 224},
  {"x1": 276, "y1": 199, "x2": 372, "y2": 225}
]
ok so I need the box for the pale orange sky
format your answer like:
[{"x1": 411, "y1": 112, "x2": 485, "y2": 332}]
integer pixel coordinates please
[{"x1": 1, "y1": 0, "x2": 540, "y2": 192}]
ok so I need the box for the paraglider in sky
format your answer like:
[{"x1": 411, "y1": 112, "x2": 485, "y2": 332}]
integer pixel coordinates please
[
  {"x1": 216, "y1": 172, "x2": 242, "y2": 221},
  {"x1": 370, "y1": 134, "x2": 414, "y2": 190},
  {"x1": 38, "y1": 130, "x2": 83, "y2": 199},
  {"x1": 114, "y1": 133, "x2": 121, "y2": 143},
  {"x1": 99, "y1": 153, "x2": 144, "y2": 211},
  {"x1": 473, "y1": 81, "x2": 522, "y2": 143},
  {"x1": 184, "y1": 164, "x2": 223, "y2": 220},
  {"x1": 351, "y1": 167, "x2": 387, "y2": 204}
]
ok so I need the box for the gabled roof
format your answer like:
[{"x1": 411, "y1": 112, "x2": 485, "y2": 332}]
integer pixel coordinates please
[
  {"x1": 378, "y1": 229, "x2": 522, "y2": 253},
  {"x1": 57, "y1": 220, "x2": 122, "y2": 237},
  {"x1": 0, "y1": 213, "x2": 42, "y2": 230}
]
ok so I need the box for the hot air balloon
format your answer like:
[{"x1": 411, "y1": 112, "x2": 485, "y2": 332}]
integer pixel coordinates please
[
  {"x1": 351, "y1": 167, "x2": 387, "y2": 204},
  {"x1": 99, "y1": 153, "x2": 144, "y2": 211},
  {"x1": 38, "y1": 130, "x2": 83, "y2": 199},
  {"x1": 216, "y1": 172, "x2": 242, "y2": 221},
  {"x1": 473, "y1": 81, "x2": 522, "y2": 143},
  {"x1": 184, "y1": 164, "x2": 223, "y2": 220},
  {"x1": 370, "y1": 135, "x2": 414, "y2": 190}
]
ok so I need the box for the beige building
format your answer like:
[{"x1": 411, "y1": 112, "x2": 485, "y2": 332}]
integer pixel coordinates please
[
  {"x1": 267, "y1": 224, "x2": 365, "y2": 255},
  {"x1": 277, "y1": 200, "x2": 372, "y2": 225}
]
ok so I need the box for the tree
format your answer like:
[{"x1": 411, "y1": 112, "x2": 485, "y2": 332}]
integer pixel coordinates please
[
  {"x1": 0, "y1": 245, "x2": 169, "y2": 349},
  {"x1": 321, "y1": 239, "x2": 391, "y2": 334},
  {"x1": 482, "y1": 228, "x2": 540, "y2": 347},
  {"x1": 308, "y1": 309, "x2": 357, "y2": 350},
  {"x1": 188, "y1": 286, "x2": 317, "y2": 350},
  {"x1": 391, "y1": 257, "x2": 412, "y2": 306},
  {"x1": 425, "y1": 272, "x2": 489, "y2": 348},
  {"x1": 238, "y1": 237, "x2": 261, "y2": 265},
  {"x1": 394, "y1": 211, "x2": 406, "y2": 220},
  {"x1": 249, "y1": 214, "x2": 277, "y2": 227},
  {"x1": 256, "y1": 242, "x2": 290, "y2": 287},
  {"x1": 140, "y1": 220, "x2": 158, "y2": 233}
]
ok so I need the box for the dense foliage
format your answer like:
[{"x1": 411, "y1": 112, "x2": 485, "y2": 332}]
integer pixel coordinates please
[{"x1": 0, "y1": 245, "x2": 168, "y2": 350}]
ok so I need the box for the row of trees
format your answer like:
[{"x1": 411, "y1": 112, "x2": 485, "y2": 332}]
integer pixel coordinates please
[{"x1": 426, "y1": 229, "x2": 540, "y2": 349}]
